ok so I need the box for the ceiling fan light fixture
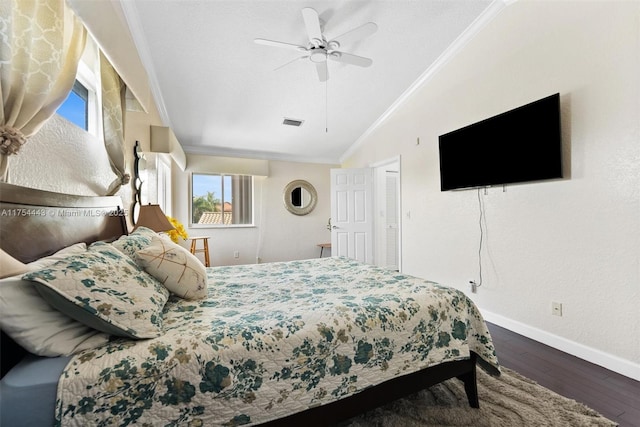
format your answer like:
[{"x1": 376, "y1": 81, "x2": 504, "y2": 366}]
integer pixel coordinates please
[
  {"x1": 310, "y1": 49, "x2": 327, "y2": 63},
  {"x1": 283, "y1": 118, "x2": 304, "y2": 127}
]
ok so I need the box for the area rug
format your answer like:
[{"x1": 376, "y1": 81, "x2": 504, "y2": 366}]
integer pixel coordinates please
[{"x1": 341, "y1": 367, "x2": 617, "y2": 427}]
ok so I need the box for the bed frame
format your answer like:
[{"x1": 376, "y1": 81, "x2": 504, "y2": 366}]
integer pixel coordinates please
[
  {"x1": 0, "y1": 182, "x2": 480, "y2": 424},
  {"x1": 261, "y1": 354, "x2": 478, "y2": 426}
]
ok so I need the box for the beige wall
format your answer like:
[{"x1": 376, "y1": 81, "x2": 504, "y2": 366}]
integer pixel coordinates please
[
  {"x1": 124, "y1": 103, "x2": 166, "y2": 213},
  {"x1": 342, "y1": 1, "x2": 640, "y2": 378},
  {"x1": 172, "y1": 158, "x2": 336, "y2": 266},
  {"x1": 257, "y1": 160, "x2": 335, "y2": 263}
]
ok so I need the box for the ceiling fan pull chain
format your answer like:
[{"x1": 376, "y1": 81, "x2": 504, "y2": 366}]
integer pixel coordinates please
[{"x1": 325, "y1": 72, "x2": 329, "y2": 133}]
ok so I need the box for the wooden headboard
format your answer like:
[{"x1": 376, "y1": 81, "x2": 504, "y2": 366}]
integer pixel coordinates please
[
  {"x1": 0, "y1": 183, "x2": 127, "y2": 263},
  {"x1": 0, "y1": 182, "x2": 128, "y2": 376}
]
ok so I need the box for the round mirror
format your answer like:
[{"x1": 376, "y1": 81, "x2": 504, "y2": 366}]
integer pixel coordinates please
[{"x1": 283, "y1": 180, "x2": 317, "y2": 215}]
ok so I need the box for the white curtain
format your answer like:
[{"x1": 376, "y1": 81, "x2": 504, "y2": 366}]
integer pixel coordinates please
[{"x1": 0, "y1": 0, "x2": 87, "y2": 181}]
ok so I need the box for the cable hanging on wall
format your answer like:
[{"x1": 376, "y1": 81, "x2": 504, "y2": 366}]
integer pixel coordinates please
[{"x1": 476, "y1": 187, "x2": 486, "y2": 288}]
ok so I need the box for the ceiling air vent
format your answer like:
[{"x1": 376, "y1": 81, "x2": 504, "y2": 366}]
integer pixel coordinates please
[{"x1": 283, "y1": 118, "x2": 304, "y2": 127}]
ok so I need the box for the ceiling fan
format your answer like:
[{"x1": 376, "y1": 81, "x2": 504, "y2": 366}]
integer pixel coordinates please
[{"x1": 254, "y1": 7, "x2": 377, "y2": 82}]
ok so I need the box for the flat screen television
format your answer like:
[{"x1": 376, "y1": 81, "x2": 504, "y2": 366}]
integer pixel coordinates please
[{"x1": 438, "y1": 93, "x2": 562, "y2": 191}]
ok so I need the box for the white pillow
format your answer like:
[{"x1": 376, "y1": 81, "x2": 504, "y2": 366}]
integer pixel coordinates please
[
  {"x1": 0, "y1": 243, "x2": 110, "y2": 356},
  {"x1": 136, "y1": 236, "x2": 208, "y2": 300},
  {"x1": 0, "y1": 249, "x2": 29, "y2": 279}
]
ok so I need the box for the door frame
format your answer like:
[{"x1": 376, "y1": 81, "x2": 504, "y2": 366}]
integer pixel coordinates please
[{"x1": 370, "y1": 156, "x2": 402, "y2": 272}]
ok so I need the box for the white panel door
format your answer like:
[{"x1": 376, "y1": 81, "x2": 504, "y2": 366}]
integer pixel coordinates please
[{"x1": 330, "y1": 168, "x2": 373, "y2": 264}]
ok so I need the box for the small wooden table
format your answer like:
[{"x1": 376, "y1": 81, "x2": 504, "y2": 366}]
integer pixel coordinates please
[
  {"x1": 190, "y1": 237, "x2": 210, "y2": 267},
  {"x1": 317, "y1": 243, "x2": 331, "y2": 258}
]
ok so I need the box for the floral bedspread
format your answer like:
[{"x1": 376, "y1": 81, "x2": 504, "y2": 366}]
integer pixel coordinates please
[{"x1": 56, "y1": 257, "x2": 500, "y2": 426}]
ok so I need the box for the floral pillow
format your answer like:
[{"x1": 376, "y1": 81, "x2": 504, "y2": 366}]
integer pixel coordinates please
[
  {"x1": 111, "y1": 226, "x2": 157, "y2": 259},
  {"x1": 22, "y1": 243, "x2": 170, "y2": 339},
  {"x1": 136, "y1": 236, "x2": 208, "y2": 300}
]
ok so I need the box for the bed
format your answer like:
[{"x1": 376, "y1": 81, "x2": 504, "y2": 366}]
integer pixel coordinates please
[{"x1": 0, "y1": 182, "x2": 500, "y2": 426}]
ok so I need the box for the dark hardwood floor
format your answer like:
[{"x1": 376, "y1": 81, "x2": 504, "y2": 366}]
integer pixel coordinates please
[{"x1": 487, "y1": 323, "x2": 640, "y2": 427}]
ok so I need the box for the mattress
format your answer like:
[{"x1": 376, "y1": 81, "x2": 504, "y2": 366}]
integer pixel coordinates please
[
  {"x1": 0, "y1": 354, "x2": 72, "y2": 426},
  {"x1": 54, "y1": 257, "x2": 499, "y2": 426}
]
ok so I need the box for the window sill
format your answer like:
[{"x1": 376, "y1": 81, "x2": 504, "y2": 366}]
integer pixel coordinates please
[{"x1": 189, "y1": 224, "x2": 256, "y2": 230}]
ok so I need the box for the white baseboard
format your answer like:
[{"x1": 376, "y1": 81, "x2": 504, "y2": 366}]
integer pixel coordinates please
[{"x1": 481, "y1": 309, "x2": 640, "y2": 381}]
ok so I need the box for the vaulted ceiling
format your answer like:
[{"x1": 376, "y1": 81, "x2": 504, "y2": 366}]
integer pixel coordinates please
[{"x1": 120, "y1": 0, "x2": 499, "y2": 164}]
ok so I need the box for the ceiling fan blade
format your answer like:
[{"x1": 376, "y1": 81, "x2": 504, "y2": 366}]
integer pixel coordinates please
[
  {"x1": 302, "y1": 7, "x2": 323, "y2": 46},
  {"x1": 273, "y1": 55, "x2": 309, "y2": 71},
  {"x1": 315, "y1": 62, "x2": 328, "y2": 82},
  {"x1": 330, "y1": 22, "x2": 378, "y2": 48},
  {"x1": 254, "y1": 38, "x2": 306, "y2": 51},
  {"x1": 328, "y1": 52, "x2": 373, "y2": 67}
]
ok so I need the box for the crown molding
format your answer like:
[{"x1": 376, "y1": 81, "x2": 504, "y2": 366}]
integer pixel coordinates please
[
  {"x1": 340, "y1": 0, "x2": 508, "y2": 164},
  {"x1": 119, "y1": 1, "x2": 171, "y2": 128}
]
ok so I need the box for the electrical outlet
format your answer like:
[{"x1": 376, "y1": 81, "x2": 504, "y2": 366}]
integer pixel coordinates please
[
  {"x1": 234, "y1": 251, "x2": 239, "y2": 258},
  {"x1": 552, "y1": 301, "x2": 563, "y2": 316}
]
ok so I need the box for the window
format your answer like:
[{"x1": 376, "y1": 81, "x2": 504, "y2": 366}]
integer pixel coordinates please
[
  {"x1": 57, "y1": 80, "x2": 89, "y2": 130},
  {"x1": 157, "y1": 155, "x2": 172, "y2": 214},
  {"x1": 191, "y1": 173, "x2": 253, "y2": 226},
  {"x1": 55, "y1": 52, "x2": 100, "y2": 137}
]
